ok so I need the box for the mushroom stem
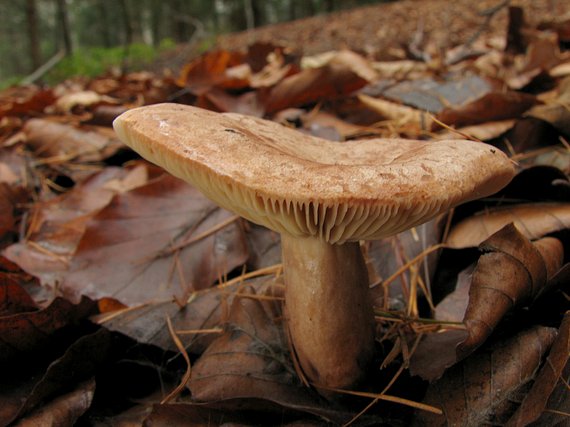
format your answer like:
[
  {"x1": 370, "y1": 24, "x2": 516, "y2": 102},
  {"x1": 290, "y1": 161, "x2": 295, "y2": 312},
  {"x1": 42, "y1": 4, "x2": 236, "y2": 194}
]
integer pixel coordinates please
[{"x1": 281, "y1": 233, "x2": 376, "y2": 391}]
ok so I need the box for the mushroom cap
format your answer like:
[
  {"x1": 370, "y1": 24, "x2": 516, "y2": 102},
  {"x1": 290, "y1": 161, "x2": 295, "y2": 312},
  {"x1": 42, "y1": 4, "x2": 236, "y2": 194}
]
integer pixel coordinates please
[{"x1": 113, "y1": 103, "x2": 515, "y2": 244}]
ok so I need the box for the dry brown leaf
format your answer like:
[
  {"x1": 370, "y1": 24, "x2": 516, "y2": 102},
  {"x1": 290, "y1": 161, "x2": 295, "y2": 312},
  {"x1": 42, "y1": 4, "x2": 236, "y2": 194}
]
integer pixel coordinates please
[
  {"x1": 23, "y1": 119, "x2": 123, "y2": 163},
  {"x1": 265, "y1": 50, "x2": 377, "y2": 113},
  {"x1": 300, "y1": 109, "x2": 376, "y2": 140},
  {"x1": 432, "y1": 120, "x2": 515, "y2": 142},
  {"x1": 97, "y1": 275, "x2": 281, "y2": 355},
  {"x1": 433, "y1": 92, "x2": 537, "y2": 131},
  {"x1": 458, "y1": 224, "x2": 564, "y2": 359},
  {"x1": 0, "y1": 273, "x2": 37, "y2": 316},
  {"x1": 53, "y1": 90, "x2": 118, "y2": 114},
  {"x1": 3, "y1": 166, "x2": 149, "y2": 285},
  {"x1": 186, "y1": 288, "x2": 364, "y2": 424},
  {"x1": 415, "y1": 326, "x2": 558, "y2": 426},
  {"x1": 526, "y1": 75, "x2": 570, "y2": 136},
  {"x1": 0, "y1": 296, "x2": 96, "y2": 363},
  {"x1": 189, "y1": 288, "x2": 298, "y2": 402},
  {"x1": 13, "y1": 379, "x2": 95, "y2": 427},
  {"x1": 357, "y1": 93, "x2": 431, "y2": 130},
  {"x1": 195, "y1": 87, "x2": 265, "y2": 116},
  {"x1": 59, "y1": 174, "x2": 249, "y2": 306},
  {"x1": 507, "y1": 312, "x2": 570, "y2": 426},
  {"x1": 447, "y1": 203, "x2": 570, "y2": 249},
  {"x1": 0, "y1": 86, "x2": 56, "y2": 120},
  {"x1": 0, "y1": 329, "x2": 112, "y2": 426},
  {"x1": 376, "y1": 74, "x2": 494, "y2": 114},
  {"x1": 176, "y1": 50, "x2": 248, "y2": 95}
]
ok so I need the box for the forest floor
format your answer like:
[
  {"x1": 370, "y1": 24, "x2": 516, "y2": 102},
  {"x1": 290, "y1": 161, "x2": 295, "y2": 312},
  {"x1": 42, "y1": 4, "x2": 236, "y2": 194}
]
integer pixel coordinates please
[
  {"x1": 214, "y1": 0, "x2": 567, "y2": 58},
  {"x1": 1, "y1": 0, "x2": 569, "y2": 425}
]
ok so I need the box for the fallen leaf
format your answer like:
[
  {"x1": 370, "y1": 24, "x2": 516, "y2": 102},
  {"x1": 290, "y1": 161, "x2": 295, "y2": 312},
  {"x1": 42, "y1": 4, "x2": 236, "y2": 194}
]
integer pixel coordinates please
[
  {"x1": 23, "y1": 119, "x2": 123, "y2": 163},
  {"x1": 0, "y1": 183, "x2": 29, "y2": 243},
  {"x1": 187, "y1": 288, "x2": 370, "y2": 425},
  {"x1": 0, "y1": 296, "x2": 96, "y2": 363},
  {"x1": 0, "y1": 272, "x2": 37, "y2": 316},
  {"x1": 433, "y1": 92, "x2": 537, "y2": 130},
  {"x1": 526, "y1": 75, "x2": 570, "y2": 136},
  {"x1": 265, "y1": 50, "x2": 376, "y2": 113},
  {"x1": 0, "y1": 86, "x2": 56, "y2": 120},
  {"x1": 189, "y1": 288, "x2": 298, "y2": 402},
  {"x1": 0, "y1": 325, "x2": 109, "y2": 426},
  {"x1": 13, "y1": 378, "x2": 96, "y2": 427},
  {"x1": 447, "y1": 203, "x2": 570, "y2": 249},
  {"x1": 96, "y1": 275, "x2": 281, "y2": 355},
  {"x1": 458, "y1": 224, "x2": 565, "y2": 359},
  {"x1": 54, "y1": 90, "x2": 118, "y2": 114},
  {"x1": 300, "y1": 109, "x2": 376, "y2": 140},
  {"x1": 3, "y1": 166, "x2": 149, "y2": 285},
  {"x1": 59, "y1": 174, "x2": 249, "y2": 305},
  {"x1": 357, "y1": 93, "x2": 431, "y2": 130},
  {"x1": 415, "y1": 326, "x2": 558, "y2": 426},
  {"x1": 506, "y1": 312, "x2": 570, "y2": 426},
  {"x1": 432, "y1": 120, "x2": 515, "y2": 142},
  {"x1": 380, "y1": 74, "x2": 493, "y2": 114},
  {"x1": 176, "y1": 50, "x2": 248, "y2": 95},
  {"x1": 196, "y1": 87, "x2": 265, "y2": 116}
]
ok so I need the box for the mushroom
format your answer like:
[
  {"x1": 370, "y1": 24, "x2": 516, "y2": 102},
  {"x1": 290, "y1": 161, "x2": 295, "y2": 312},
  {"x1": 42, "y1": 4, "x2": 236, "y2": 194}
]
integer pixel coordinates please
[{"x1": 113, "y1": 103, "x2": 515, "y2": 392}]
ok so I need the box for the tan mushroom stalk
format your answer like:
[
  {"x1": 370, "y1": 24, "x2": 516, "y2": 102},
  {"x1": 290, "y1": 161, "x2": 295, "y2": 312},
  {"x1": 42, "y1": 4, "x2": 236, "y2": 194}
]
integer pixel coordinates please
[{"x1": 113, "y1": 103, "x2": 515, "y2": 392}]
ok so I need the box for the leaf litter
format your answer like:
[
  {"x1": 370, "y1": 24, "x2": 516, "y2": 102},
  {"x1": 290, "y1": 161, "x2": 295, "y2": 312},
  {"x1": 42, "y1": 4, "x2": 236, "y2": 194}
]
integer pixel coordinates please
[{"x1": 0, "y1": 1, "x2": 569, "y2": 425}]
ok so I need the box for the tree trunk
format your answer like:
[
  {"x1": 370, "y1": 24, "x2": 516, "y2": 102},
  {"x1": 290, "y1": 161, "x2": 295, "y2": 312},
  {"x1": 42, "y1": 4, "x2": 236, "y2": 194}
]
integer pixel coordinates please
[
  {"x1": 243, "y1": 0, "x2": 255, "y2": 30},
  {"x1": 26, "y1": 0, "x2": 41, "y2": 71},
  {"x1": 251, "y1": 0, "x2": 266, "y2": 27},
  {"x1": 56, "y1": 0, "x2": 73, "y2": 55},
  {"x1": 118, "y1": 0, "x2": 133, "y2": 46},
  {"x1": 150, "y1": 1, "x2": 163, "y2": 47},
  {"x1": 98, "y1": 0, "x2": 112, "y2": 48}
]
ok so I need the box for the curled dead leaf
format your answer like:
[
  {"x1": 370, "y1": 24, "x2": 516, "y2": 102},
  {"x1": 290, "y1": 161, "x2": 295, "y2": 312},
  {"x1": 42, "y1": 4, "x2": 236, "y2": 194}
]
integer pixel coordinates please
[{"x1": 458, "y1": 224, "x2": 565, "y2": 359}]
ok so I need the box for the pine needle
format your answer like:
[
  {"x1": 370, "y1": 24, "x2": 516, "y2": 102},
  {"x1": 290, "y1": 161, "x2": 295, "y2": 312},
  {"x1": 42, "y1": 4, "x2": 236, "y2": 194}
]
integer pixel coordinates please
[{"x1": 161, "y1": 315, "x2": 192, "y2": 403}]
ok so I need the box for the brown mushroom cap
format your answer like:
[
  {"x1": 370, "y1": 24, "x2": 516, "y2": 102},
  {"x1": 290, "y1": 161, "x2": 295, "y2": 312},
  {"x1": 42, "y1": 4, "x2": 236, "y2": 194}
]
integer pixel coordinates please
[{"x1": 113, "y1": 103, "x2": 515, "y2": 244}]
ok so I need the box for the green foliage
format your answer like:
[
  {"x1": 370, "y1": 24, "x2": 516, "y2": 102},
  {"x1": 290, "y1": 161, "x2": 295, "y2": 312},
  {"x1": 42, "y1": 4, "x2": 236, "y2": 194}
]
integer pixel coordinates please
[{"x1": 44, "y1": 43, "x2": 166, "y2": 84}]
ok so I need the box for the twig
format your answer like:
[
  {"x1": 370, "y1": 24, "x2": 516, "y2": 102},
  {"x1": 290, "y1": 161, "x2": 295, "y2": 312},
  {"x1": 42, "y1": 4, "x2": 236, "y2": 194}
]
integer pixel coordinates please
[{"x1": 20, "y1": 50, "x2": 66, "y2": 85}]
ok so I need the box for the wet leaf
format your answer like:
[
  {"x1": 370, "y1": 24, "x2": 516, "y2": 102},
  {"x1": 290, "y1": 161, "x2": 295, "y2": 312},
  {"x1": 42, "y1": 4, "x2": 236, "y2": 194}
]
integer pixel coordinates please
[
  {"x1": 60, "y1": 174, "x2": 249, "y2": 305},
  {"x1": 415, "y1": 326, "x2": 558, "y2": 426}
]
